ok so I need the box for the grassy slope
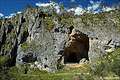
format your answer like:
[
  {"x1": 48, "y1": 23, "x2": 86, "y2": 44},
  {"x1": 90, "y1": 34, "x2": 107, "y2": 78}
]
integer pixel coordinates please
[
  {"x1": 8, "y1": 64, "x2": 91, "y2": 80},
  {"x1": 5, "y1": 48, "x2": 120, "y2": 80}
]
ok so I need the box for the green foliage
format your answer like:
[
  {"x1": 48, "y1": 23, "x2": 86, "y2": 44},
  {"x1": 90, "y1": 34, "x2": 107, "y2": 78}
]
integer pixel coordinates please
[
  {"x1": 20, "y1": 42, "x2": 29, "y2": 52},
  {"x1": 57, "y1": 63, "x2": 64, "y2": 70},
  {"x1": 60, "y1": 4, "x2": 64, "y2": 11},
  {"x1": 0, "y1": 55, "x2": 9, "y2": 66},
  {"x1": 1, "y1": 9, "x2": 120, "y2": 80},
  {"x1": 4, "y1": 47, "x2": 120, "y2": 80},
  {"x1": 8, "y1": 66, "x2": 91, "y2": 80},
  {"x1": 61, "y1": 18, "x2": 74, "y2": 27},
  {"x1": 58, "y1": 13, "x2": 74, "y2": 27},
  {"x1": 91, "y1": 48, "x2": 120, "y2": 77},
  {"x1": 21, "y1": 41, "x2": 41, "y2": 52},
  {"x1": 1, "y1": 42, "x2": 13, "y2": 53},
  {"x1": 22, "y1": 22, "x2": 29, "y2": 32},
  {"x1": 44, "y1": 17, "x2": 55, "y2": 31},
  {"x1": 80, "y1": 13, "x2": 106, "y2": 26},
  {"x1": 10, "y1": 30, "x2": 17, "y2": 39}
]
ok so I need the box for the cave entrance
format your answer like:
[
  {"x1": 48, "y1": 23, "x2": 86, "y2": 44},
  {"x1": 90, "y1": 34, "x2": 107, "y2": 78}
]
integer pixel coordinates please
[
  {"x1": 66, "y1": 52, "x2": 79, "y2": 63},
  {"x1": 64, "y1": 29, "x2": 89, "y2": 64}
]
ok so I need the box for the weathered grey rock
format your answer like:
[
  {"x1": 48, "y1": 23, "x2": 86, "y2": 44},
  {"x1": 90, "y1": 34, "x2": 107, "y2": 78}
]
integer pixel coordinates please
[
  {"x1": 0, "y1": 8, "x2": 120, "y2": 72},
  {"x1": 16, "y1": 48, "x2": 37, "y2": 65}
]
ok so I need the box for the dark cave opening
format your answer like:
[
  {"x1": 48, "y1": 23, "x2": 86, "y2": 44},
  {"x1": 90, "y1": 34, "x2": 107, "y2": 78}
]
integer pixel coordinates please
[
  {"x1": 64, "y1": 30, "x2": 89, "y2": 64},
  {"x1": 65, "y1": 52, "x2": 79, "y2": 63},
  {"x1": 64, "y1": 43, "x2": 89, "y2": 64}
]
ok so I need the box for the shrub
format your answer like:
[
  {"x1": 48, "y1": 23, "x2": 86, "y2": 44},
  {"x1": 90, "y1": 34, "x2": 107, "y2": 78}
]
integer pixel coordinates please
[
  {"x1": 21, "y1": 41, "x2": 41, "y2": 52},
  {"x1": 0, "y1": 55, "x2": 9, "y2": 67},
  {"x1": 90, "y1": 48, "x2": 120, "y2": 78},
  {"x1": 20, "y1": 42, "x2": 29, "y2": 52},
  {"x1": 44, "y1": 17, "x2": 55, "y2": 31}
]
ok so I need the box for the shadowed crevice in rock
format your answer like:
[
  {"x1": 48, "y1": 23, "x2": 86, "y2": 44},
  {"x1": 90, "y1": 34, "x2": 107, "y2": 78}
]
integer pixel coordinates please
[
  {"x1": 20, "y1": 30, "x2": 29, "y2": 44},
  {"x1": 7, "y1": 22, "x2": 14, "y2": 34},
  {"x1": 17, "y1": 16, "x2": 26, "y2": 36},
  {"x1": 17, "y1": 24, "x2": 22, "y2": 36},
  {"x1": 0, "y1": 28, "x2": 6, "y2": 52},
  {"x1": 64, "y1": 29, "x2": 89, "y2": 64},
  {"x1": 22, "y1": 52, "x2": 37, "y2": 63},
  {"x1": 9, "y1": 40, "x2": 18, "y2": 66},
  {"x1": 69, "y1": 26, "x2": 74, "y2": 34}
]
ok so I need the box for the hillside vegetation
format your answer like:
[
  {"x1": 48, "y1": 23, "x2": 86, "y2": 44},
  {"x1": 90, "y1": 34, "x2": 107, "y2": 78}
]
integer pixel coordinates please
[
  {"x1": 0, "y1": 48, "x2": 120, "y2": 80},
  {"x1": 0, "y1": 6, "x2": 120, "y2": 80}
]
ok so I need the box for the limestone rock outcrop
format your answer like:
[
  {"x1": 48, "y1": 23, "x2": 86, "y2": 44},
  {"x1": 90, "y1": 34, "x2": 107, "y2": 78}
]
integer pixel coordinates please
[{"x1": 0, "y1": 8, "x2": 120, "y2": 71}]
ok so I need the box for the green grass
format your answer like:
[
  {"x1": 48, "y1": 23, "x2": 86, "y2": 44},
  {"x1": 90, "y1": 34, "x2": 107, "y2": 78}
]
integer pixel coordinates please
[
  {"x1": 0, "y1": 48, "x2": 120, "y2": 80},
  {"x1": 8, "y1": 65, "x2": 92, "y2": 80},
  {"x1": 6, "y1": 48, "x2": 120, "y2": 80}
]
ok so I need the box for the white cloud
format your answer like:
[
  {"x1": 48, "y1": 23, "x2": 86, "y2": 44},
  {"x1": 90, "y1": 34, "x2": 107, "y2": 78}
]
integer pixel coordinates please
[
  {"x1": 88, "y1": 0, "x2": 115, "y2": 13},
  {"x1": 67, "y1": 1, "x2": 103, "y2": 15},
  {"x1": 5, "y1": 16, "x2": 10, "y2": 18},
  {"x1": 54, "y1": 5, "x2": 60, "y2": 14},
  {"x1": 35, "y1": 2, "x2": 52, "y2": 7},
  {"x1": 75, "y1": 7, "x2": 85, "y2": 15},
  {"x1": 87, "y1": 1, "x2": 101, "y2": 13},
  {"x1": 0, "y1": 13, "x2": 4, "y2": 17},
  {"x1": 35, "y1": 2, "x2": 58, "y2": 7},
  {"x1": 90, "y1": 0, "x2": 94, "y2": 4},
  {"x1": 67, "y1": 8, "x2": 76, "y2": 12},
  {"x1": 67, "y1": 0, "x2": 116, "y2": 15},
  {"x1": 67, "y1": 6, "x2": 85, "y2": 15},
  {"x1": 17, "y1": 11, "x2": 22, "y2": 14},
  {"x1": 5, "y1": 13, "x2": 16, "y2": 18},
  {"x1": 35, "y1": 2, "x2": 61, "y2": 14},
  {"x1": 92, "y1": 3, "x2": 100, "y2": 10},
  {"x1": 71, "y1": 0, "x2": 75, "y2": 2},
  {"x1": 102, "y1": 7, "x2": 115, "y2": 12},
  {"x1": 10, "y1": 13, "x2": 16, "y2": 16}
]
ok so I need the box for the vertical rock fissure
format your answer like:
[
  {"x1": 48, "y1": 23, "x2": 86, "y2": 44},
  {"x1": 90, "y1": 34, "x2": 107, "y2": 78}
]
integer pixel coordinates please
[
  {"x1": 20, "y1": 30, "x2": 29, "y2": 44},
  {"x1": 9, "y1": 40, "x2": 18, "y2": 66},
  {"x1": 0, "y1": 28, "x2": 6, "y2": 51}
]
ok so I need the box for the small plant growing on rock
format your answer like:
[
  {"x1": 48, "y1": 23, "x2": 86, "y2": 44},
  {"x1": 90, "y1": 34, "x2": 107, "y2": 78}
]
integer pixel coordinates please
[
  {"x1": 44, "y1": 17, "x2": 55, "y2": 31},
  {"x1": 20, "y1": 41, "x2": 41, "y2": 52}
]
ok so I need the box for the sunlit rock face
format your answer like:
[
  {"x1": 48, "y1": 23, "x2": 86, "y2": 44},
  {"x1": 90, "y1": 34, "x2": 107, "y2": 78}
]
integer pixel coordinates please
[
  {"x1": 1, "y1": 8, "x2": 120, "y2": 72},
  {"x1": 64, "y1": 29, "x2": 89, "y2": 64}
]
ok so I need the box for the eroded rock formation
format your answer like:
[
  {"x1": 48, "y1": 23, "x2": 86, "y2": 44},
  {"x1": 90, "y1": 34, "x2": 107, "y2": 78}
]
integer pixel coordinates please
[{"x1": 0, "y1": 8, "x2": 120, "y2": 72}]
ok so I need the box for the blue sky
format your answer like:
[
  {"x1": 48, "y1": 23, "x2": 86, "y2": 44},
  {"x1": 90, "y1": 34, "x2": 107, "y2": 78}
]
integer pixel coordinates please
[{"x1": 0, "y1": 0, "x2": 120, "y2": 16}]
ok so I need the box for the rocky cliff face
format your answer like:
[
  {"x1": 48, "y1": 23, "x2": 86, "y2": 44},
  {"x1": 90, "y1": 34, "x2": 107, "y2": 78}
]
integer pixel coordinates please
[{"x1": 0, "y1": 7, "x2": 120, "y2": 71}]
